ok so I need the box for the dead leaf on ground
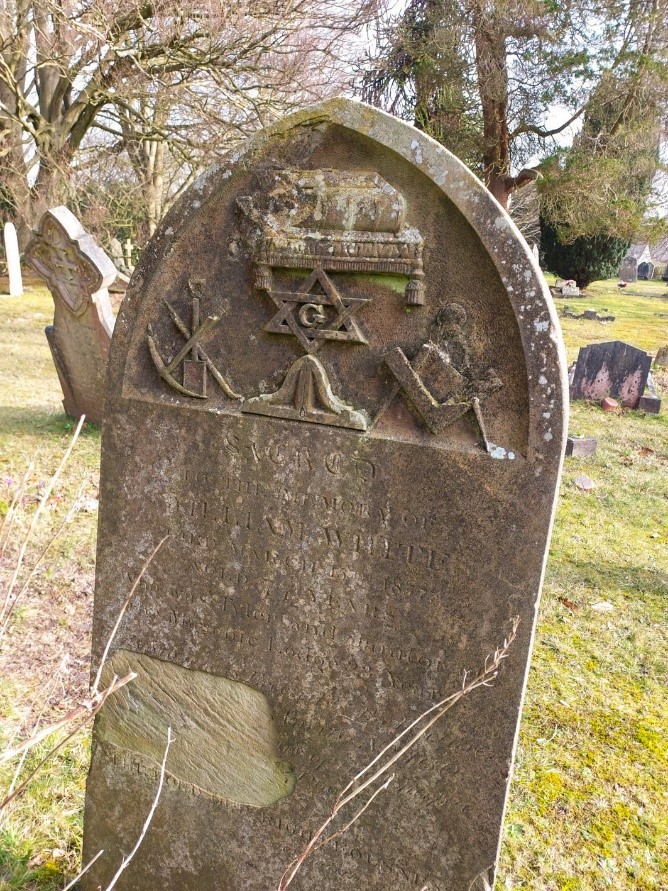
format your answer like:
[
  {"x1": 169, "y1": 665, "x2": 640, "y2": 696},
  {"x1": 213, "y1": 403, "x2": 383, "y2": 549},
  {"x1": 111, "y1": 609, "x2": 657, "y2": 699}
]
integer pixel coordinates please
[
  {"x1": 621, "y1": 456, "x2": 634, "y2": 466},
  {"x1": 638, "y1": 446, "x2": 654, "y2": 457},
  {"x1": 559, "y1": 597, "x2": 580, "y2": 611}
]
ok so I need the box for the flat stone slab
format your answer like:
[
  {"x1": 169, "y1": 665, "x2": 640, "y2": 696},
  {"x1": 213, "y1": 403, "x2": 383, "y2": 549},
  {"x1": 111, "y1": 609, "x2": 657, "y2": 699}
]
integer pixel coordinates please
[
  {"x1": 570, "y1": 340, "x2": 652, "y2": 408},
  {"x1": 26, "y1": 207, "x2": 116, "y2": 425},
  {"x1": 82, "y1": 98, "x2": 567, "y2": 891}
]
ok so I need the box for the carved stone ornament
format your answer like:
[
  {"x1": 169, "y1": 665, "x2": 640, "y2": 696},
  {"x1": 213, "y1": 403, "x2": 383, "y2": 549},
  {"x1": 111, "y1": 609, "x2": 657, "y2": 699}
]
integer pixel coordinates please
[
  {"x1": 377, "y1": 304, "x2": 503, "y2": 448},
  {"x1": 238, "y1": 168, "x2": 426, "y2": 306},
  {"x1": 26, "y1": 206, "x2": 117, "y2": 317},
  {"x1": 25, "y1": 206, "x2": 117, "y2": 425},
  {"x1": 263, "y1": 267, "x2": 370, "y2": 353},
  {"x1": 242, "y1": 354, "x2": 368, "y2": 430},
  {"x1": 147, "y1": 280, "x2": 241, "y2": 400}
]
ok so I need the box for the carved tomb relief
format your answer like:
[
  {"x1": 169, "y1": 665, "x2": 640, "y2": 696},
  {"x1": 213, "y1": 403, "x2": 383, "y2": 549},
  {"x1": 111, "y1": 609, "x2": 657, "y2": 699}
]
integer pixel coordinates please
[
  {"x1": 129, "y1": 165, "x2": 519, "y2": 455},
  {"x1": 85, "y1": 99, "x2": 566, "y2": 891}
]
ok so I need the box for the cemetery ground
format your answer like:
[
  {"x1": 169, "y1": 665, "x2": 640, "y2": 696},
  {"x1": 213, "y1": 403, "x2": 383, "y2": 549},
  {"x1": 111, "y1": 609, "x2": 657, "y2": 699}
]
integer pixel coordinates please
[{"x1": 0, "y1": 279, "x2": 666, "y2": 891}]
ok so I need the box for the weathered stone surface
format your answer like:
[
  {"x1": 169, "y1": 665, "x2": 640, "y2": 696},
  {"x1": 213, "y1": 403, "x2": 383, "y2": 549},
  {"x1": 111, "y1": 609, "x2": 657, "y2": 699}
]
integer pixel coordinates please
[
  {"x1": 638, "y1": 395, "x2": 661, "y2": 414},
  {"x1": 570, "y1": 341, "x2": 652, "y2": 408},
  {"x1": 25, "y1": 206, "x2": 116, "y2": 425},
  {"x1": 82, "y1": 98, "x2": 567, "y2": 891},
  {"x1": 3, "y1": 221, "x2": 23, "y2": 297},
  {"x1": 619, "y1": 256, "x2": 638, "y2": 282},
  {"x1": 98, "y1": 650, "x2": 295, "y2": 806},
  {"x1": 565, "y1": 436, "x2": 597, "y2": 457},
  {"x1": 654, "y1": 345, "x2": 668, "y2": 367}
]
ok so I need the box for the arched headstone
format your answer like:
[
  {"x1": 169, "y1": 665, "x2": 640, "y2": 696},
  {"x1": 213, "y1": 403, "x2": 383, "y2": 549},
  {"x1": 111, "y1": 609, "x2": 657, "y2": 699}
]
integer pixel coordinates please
[{"x1": 83, "y1": 99, "x2": 567, "y2": 891}]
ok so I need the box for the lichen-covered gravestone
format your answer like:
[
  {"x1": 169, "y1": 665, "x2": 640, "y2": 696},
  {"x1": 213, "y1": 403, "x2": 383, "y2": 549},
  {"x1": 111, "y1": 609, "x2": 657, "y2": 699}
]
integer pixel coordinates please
[
  {"x1": 570, "y1": 340, "x2": 652, "y2": 408},
  {"x1": 26, "y1": 207, "x2": 116, "y2": 425},
  {"x1": 83, "y1": 99, "x2": 567, "y2": 891}
]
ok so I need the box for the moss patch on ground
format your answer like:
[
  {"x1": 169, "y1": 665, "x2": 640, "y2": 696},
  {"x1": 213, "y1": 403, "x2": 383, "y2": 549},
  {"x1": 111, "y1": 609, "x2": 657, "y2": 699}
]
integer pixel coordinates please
[{"x1": 0, "y1": 280, "x2": 667, "y2": 889}]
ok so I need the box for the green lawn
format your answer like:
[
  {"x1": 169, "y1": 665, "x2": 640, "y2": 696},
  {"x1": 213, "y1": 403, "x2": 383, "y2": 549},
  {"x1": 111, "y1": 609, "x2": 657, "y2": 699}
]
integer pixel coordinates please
[{"x1": 0, "y1": 280, "x2": 666, "y2": 890}]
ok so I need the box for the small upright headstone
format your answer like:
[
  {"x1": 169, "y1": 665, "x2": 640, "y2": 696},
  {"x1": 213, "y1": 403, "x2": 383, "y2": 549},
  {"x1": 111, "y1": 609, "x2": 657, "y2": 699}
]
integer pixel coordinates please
[
  {"x1": 619, "y1": 256, "x2": 637, "y2": 283},
  {"x1": 565, "y1": 435, "x2": 597, "y2": 457},
  {"x1": 638, "y1": 394, "x2": 661, "y2": 414},
  {"x1": 3, "y1": 221, "x2": 23, "y2": 297},
  {"x1": 25, "y1": 207, "x2": 117, "y2": 425},
  {"x1": 570, "y1": 341, "x2": 652, "y2": 408},
  {"x1": 638, "y1": 260, "x2": 654, "y2": 280},
  {"x1": 654, "y1": 345, "x2": 668, "y2": 367},
  {"x1": 82, "y1": 98, "x2": 567, "y2": 891}
]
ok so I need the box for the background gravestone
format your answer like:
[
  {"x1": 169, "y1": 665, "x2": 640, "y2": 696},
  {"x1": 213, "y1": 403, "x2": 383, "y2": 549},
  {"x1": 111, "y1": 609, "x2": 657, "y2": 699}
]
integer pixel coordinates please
[
  {"x1": 83, "y1": 98, "x2": 567, "y2": 891},
  {"x1": 570, "y1": 340, "x2": 652, "y2": 408},
  {"x1": 619, "y1": 256, "x2": 638, "y2": 282},
  {"x1": 25, "y1": 207, "x2": 117, "y2": 425},
  {"x1": 3, "y1": 221, "x2": 23, "y2": 297}
]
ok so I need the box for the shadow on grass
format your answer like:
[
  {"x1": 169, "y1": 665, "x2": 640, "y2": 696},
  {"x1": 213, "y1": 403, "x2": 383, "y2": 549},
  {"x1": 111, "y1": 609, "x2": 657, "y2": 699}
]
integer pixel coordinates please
[
  {"x1": 548, "y1": 557, "x2": 668, "y2": 599},
  {"x1": 0, "y1": 407, "x2": 101, "y2": 440}
]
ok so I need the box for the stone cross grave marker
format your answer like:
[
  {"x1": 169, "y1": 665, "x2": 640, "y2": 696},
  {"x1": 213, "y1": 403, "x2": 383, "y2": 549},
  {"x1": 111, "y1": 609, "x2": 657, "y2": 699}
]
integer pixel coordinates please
[
  {"x1": 26, "y1": 206, "x2": 117, "y2": 425},
  {"x1": 570, "y1": 340, "x2": 652, "y2": 408},
  {"x1": 3, "y1": 221, "x2": 23, "y2": 297},
  {"x1": 83, "y1": 98, "x2": 567, "y2": 891}
]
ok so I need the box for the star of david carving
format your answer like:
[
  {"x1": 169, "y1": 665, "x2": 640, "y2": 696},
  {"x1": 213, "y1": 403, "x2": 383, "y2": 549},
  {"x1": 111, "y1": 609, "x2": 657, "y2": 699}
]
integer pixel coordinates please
[{"x1": 264, "y1": 268, "x2": 370, "y2": 354}]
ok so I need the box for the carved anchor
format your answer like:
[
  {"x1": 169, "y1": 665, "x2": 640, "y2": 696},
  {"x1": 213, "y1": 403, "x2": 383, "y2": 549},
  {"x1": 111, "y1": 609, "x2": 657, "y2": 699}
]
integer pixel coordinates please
[{"x1": 148, "y1": 282, "x2": 241, "y2": 399}]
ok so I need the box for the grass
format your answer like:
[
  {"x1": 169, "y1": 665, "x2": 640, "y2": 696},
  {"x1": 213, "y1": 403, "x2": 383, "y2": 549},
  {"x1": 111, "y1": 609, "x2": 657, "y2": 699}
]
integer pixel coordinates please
[
  {"x1": 0, "y1": 279, "x2": 667, "y2": 890},
  {"x1": 552, "y1": 276, "x2": 668, "y2": 363}
]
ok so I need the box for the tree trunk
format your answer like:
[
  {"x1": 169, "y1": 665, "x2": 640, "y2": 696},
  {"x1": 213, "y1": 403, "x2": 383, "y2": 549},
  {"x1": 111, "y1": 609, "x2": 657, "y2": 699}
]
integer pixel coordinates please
[{"x1": 473, "y1": 7, "x2": 511, "y2": 208}]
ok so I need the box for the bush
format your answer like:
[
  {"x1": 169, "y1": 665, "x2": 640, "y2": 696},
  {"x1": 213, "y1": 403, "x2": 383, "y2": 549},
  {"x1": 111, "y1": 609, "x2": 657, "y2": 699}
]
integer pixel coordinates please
[{"x1": 540, "y1": 216, "x2": 630, "y2": 288}]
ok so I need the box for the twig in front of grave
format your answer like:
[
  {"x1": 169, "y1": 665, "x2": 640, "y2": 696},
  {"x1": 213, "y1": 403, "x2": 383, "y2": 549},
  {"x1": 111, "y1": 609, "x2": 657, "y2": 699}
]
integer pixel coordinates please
[
  {"x1": 0, "y1": 460, "x2": 33, "y2": 562},
  {"x1": 0, "y1": 672, "x2": 135, "y2": 812},
  {"x1": 467, "y1": 865, "x2": 495, "y2": 890},
  {"x1": 0, "y1": 480, "x2": 86, "y2": 638},
  {"x1": 276, "y1": 617, "x2": 520, "y2": 891},
  {"x1": 0, "y1": 533, "x2": 168, "y2": 813},
  {"x1": 103, "y1": 727, "x2": 173, "y2": 891},
  {"x1": 0, "y1": 414, "x2": 85, "y2": 636},
  {"x1": 61, "y1": 849, "x2": 105, "y2": 891},
  {"x1": 92, "y1": 533, "x2": 169, "y2": 695}
]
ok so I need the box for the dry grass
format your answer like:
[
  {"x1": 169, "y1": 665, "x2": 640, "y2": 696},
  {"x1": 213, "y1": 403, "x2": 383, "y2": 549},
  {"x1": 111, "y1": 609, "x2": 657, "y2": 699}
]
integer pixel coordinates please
[{"x1": 0, "y1": 279, "x2": 667, "y2": 889}]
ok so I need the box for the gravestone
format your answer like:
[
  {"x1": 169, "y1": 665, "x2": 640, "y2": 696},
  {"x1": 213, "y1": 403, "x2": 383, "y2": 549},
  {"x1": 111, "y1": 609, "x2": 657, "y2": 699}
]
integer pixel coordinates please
[
  {"x1": 82, "y1": 98, "x2": 567, "y2": 891},
  {"x1": 654, "y1": 344, "x2": 668, "y2": 367},
  {"x1": 25, "y1": 206, "x2": 117, "y2": 425},
  {"x1": 565, "y1": 435, "x2": 597, "y2": 457},
  {"x1": 570, "y1": 340, "x2": 651, "y2": 408},
  {"x1": 619, "y1": 256, "x2": 637, "y2": 282},
  {"x1": 638, "y1": 260, "x2": 654, "y2": 280},
  {"x1": 3, "y1": 221, "x2": 23, "y2": 296}
]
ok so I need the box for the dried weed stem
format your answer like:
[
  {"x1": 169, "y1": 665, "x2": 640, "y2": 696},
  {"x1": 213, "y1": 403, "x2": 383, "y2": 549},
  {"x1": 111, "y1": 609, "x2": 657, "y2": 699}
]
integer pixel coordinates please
[
  {"x1": 0, "y1": 415, "x2": 85, "y2": 636},
  {"x1": 277, "y1": 618, "x2": 520, "y2": 891}
]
